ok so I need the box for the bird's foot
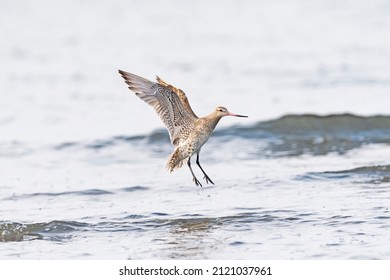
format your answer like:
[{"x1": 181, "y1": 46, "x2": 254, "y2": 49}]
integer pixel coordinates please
[
  {"x1": 203, "y1": 175, "x2": 215, "y2": 185},
  {"x1": 193, "y1": 176, "x2": 203, "y2": 187}
]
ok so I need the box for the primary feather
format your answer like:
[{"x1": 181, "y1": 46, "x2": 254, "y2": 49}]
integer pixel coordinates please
[{"x1": 118, "y1": 70, "x2": 197, "y2": 146}]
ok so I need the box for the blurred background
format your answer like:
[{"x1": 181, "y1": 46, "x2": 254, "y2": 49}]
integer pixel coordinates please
[
  {"x1": 1, "y1": 0, "x2": 390, "y2": 144},
  {"x1": 1, "y1": 0, "x2": 390, "y2": 259}
]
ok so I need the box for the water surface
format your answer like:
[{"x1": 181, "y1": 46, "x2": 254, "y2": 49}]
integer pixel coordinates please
[{"x1": 1, "y1": 0, "x2": 390, "y2": 259}]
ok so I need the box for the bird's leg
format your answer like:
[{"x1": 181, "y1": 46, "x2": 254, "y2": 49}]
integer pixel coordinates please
[
  {"x1": 196, "y1": 153, "x2": 215, "y2": 185},
  {"x1": 187, "y1": 157, "x2": 202, "y2": 187}
]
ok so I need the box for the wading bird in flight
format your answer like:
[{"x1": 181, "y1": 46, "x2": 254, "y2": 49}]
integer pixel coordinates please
[{"x1": 119, "y1": 70, "x2": 248, "y2": 186}]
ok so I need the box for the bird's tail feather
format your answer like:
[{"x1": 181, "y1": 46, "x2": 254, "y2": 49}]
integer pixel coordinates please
[{"x1": 166, "y1": 147, "x2": 188, "y2": 172}]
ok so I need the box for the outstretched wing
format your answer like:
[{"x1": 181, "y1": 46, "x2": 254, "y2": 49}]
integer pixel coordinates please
[
  {"x1": 118, "y1": 70, "x2": 198, "y2": 145},
  {"x1": 155, "y1": 76, "x2": 198, "y2": 119}
]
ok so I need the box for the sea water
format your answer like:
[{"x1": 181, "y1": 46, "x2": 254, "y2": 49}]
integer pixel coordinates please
[{"x1": 1, "y1": 0, "x2": 390, "y2": 259}]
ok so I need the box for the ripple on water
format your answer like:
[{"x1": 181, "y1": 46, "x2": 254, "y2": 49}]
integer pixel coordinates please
[
  {"x1": 4, "y1": 186, "x2": 150, "y2": 201},
  {"x1": 4, "y1": 188, "x2": 114, "y2": 200},
  {"x1": 120, "y1": 186, "x2": 150, "y2": 192},
  {"x1": 0, "y1": 221, "x2": 88, "y2": 242},
  {"x1": 297, "y1": 165, "x2": 390, "y2": 185}
]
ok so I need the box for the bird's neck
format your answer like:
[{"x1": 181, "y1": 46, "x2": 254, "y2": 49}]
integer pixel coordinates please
[{"x1": 203, "y1": 113, "x2": 223, "y2": 132}]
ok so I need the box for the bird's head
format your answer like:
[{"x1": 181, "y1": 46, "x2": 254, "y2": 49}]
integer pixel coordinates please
[{"x1": 215, "y1": 106, "x2": 248, "y2": 118}]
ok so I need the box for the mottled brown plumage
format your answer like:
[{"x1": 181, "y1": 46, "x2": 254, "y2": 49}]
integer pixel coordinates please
[{"x1": 118, "y1": 70, "x2": 247, "y2": 186}]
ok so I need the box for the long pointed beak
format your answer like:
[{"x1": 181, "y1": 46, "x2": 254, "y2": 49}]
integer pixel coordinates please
[{"x1": 228, "y1": 112, "x2": 248, "y2": 118}]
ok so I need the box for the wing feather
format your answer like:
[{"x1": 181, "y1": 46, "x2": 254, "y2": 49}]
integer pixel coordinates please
[
  {"x1": 156, "y1": 76, "x2": 198, "y2": 119},
  {"x1": 118, "y1": 70, "x2": 198, "y2": 145}
]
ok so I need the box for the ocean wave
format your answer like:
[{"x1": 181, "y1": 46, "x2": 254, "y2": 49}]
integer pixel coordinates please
[
  {"x1": 0, "y1": 221, "x2": 88, "y2": 242},
  {"x1": 218, "y1": 114, "x2": 390, "y2": 156},
  {"x1": 220, "y1": 114, "x2": 390, "y2": 138},
  {"x1": 51, "y1": 114, "x2": 390, "y2": 157}
]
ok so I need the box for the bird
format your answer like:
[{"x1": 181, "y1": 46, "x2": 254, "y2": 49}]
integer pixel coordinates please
[{"x1": 118, "y1": 70, "x2": 248, "y2": 187}]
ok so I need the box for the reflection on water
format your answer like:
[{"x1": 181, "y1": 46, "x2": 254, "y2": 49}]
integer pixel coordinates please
[{"x1": 166, "y1": 218, "x2": 221, "y2": 259}]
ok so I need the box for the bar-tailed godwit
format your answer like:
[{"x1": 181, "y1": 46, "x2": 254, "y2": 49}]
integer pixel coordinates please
[{"x1": 118, "y1": 70, "x2": 248, "y2": 186}]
